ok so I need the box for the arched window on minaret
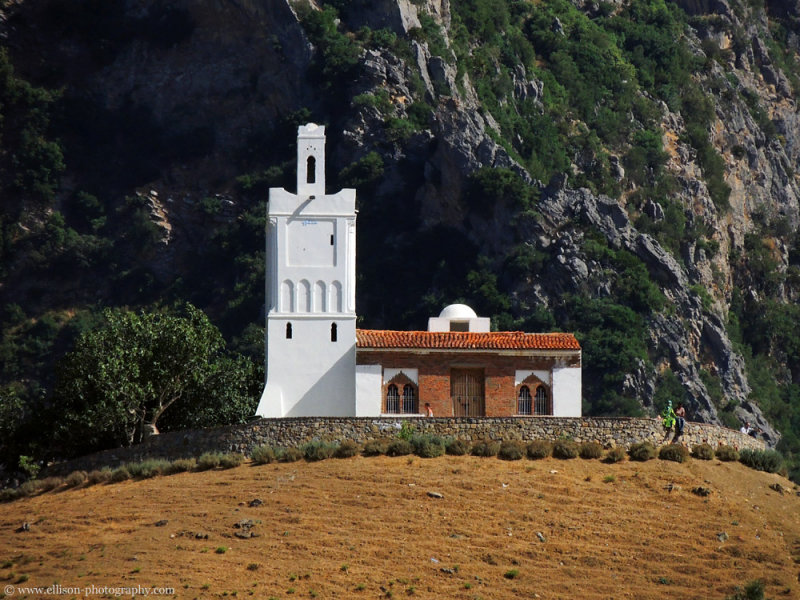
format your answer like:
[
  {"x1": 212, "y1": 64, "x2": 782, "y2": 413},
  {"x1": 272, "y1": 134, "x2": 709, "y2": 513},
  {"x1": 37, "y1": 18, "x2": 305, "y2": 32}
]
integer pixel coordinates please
[
  {"x1": 331, "y1": 322, "x2": 338, "y2": 342},
  {"x1": 307, "y1": 156, "x2": 316, "y2": 184},
  {"x1": 286, "y1": 322, "x2": 293, "y2": 339}
]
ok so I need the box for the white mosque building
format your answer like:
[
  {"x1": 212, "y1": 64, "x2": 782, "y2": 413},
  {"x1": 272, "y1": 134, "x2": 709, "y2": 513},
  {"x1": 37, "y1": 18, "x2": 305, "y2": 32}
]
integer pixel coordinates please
[{"x1": 255, "y1": 124, "x2": 582, "y2": 419}]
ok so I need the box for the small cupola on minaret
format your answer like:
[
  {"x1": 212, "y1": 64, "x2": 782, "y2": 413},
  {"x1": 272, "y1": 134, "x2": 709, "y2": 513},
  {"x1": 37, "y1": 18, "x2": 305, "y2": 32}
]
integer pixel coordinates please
[{"x1": 297, "y1": 123, "x2": 326, "y2": 197}]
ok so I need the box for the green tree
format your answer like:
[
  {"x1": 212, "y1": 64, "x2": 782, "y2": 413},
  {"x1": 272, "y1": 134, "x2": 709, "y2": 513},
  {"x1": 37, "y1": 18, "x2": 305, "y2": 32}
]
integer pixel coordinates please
[
  {"x1": 52, "y1": 304, "x2": 260, "y2": 457},
  {"x1": 0, "y1": 48, "x2": 64, "y2": 216}
]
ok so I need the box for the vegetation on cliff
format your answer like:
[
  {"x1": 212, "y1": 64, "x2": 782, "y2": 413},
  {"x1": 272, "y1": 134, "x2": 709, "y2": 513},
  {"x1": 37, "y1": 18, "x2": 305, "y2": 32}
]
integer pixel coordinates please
[{"x1": 0, "y1": 0, "x2": 799, "y2": 481}]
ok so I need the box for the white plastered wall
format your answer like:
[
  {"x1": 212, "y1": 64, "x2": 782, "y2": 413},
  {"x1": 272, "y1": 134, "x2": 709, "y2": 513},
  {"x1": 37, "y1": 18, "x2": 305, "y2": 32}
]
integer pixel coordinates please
[
  {"x1": 514, "y1": 370, "x2": 551, "y2": 387},
  {"x1": 259, "y1": 317, "x2": 356, "y2": 417},
  {"x1": 384, "y1": 367, "x2": 419, "y2": 385},
  {"x1": 356, "y1": 364, "x2": 382, "y2": 416},
  {"x1": 551, "y1": 366, "x2": 582, "y2": 417}
]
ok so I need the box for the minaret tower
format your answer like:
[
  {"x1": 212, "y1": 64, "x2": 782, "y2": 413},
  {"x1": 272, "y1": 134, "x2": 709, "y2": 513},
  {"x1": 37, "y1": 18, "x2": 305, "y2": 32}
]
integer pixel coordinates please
[{"x1": 256, "y1": 124, "x2": 357, "y2": 417}]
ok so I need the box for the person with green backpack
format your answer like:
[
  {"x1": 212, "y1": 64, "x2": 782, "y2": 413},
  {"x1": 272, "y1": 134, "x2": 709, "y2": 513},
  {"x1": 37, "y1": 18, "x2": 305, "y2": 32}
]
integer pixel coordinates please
[
  {"x1": 661, "y1": 400, "x2": 676, "y2": 431},
  {"x1": 661, "y1": 399, "x2": 686, "y2": 442}
]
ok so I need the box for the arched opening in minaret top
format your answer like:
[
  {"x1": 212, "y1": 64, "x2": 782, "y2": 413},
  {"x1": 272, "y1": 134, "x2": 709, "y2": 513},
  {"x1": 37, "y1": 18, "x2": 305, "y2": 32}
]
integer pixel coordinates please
[{"x1": 307, "y1": 156, "x2": 316, "y2": 184}]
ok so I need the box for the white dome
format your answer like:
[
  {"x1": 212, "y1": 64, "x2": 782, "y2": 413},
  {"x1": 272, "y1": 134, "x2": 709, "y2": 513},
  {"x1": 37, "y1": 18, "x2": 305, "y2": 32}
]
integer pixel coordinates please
[{"x1": 438, "y1": 304, "x2": 478, "y2": 320}]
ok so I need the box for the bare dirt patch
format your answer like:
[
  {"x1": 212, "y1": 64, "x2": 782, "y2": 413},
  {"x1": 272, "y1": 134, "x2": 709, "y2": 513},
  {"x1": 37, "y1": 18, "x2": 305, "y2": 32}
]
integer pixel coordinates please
[{"x1": 1, "y1": 456, "x2": 799, "y2": 599}]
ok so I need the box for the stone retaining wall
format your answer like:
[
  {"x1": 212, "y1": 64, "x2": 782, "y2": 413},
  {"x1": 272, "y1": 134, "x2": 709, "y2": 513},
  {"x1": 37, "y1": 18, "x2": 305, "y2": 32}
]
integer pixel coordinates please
[{"x1": 44, "y1": 416, "x2": 767, "y2": 476}]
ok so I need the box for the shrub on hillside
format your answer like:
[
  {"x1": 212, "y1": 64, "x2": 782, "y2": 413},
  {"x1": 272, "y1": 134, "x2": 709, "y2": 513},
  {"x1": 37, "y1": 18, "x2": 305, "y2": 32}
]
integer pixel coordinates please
[
  {"x1": 110, "y1": 466, "x2": 132, "y2": 482},
  {"x1": 87, "y1": 468, "x2": 113, "y2": 485},
  {"x1": 628, "y1": 442, "x2": 656, "y2": 461},
  {"x1": 691, "y1": 443, "x2": 714, "y2": 460},
  {"x1": 128, "y1": 459, "x2": 171, "y2": 478},
  {"x1": 739, "y1": 449, "x2": 783, "y2": 473},
  {"x1": 17, "y1": 477, "x2": 62, "y2": 497},
  {"x1": 603, "y1": 447, "x2": 626, "y2": 463},
  {"x1": 196, "y1": 452, "x2": 222, "y2": 471},
  {"x1": 553, "y1": 440, "x2": 579, "y2": 459},
  {"x1": 251, "y1": 445, "x2": 277, "y2": 465},
  {"x1": 445, "y1": 438, "x2": 470, "y2": 456},
  {"x1": 17, "y1": 480, "x2": 40, "y2": 497},
  {"x1": 725, "y1": 579, "x2": 765, "y2": 600},
  {"x1": 303, "y1": 441, "x2": 337, "y2": 462},
  {"x1": 165, "y1": 458, "x2": 197, "y2": 474},
  {"x1": 526, "y1": 440, "x2": 552, "y2": 459},
  {"x1": 579, "y1": 442, "x2": 605, "y2": 459},
  {"x1": 39, "y1": 476, "x2": 65, "y2": 492},
  {"x1": 471, "y1": 440, "x2": 500, "y2": 457},
  {"x1": 659, "y1": 444, "x2": 689, "y2": 463},
  {"x1": 0, "y1": 487, "x2": 20, "y2": 502},
  {"x1": 219, "y1": 453, "x2": 244, "y2": 469},
  {"x1": 277, "y1": 447, "x2": 304, "y2": 462},
  {"x1": 63, "y1": 470, "x2": 88, "y2": 488},
  {"x1": 497, "y1": 440, "x2": 526, "y2": 461},
  {"x1": 411, "y1": 434, "x2": 446, "y2": 458},
  {"x1": 387, "y1": 439, "x2": 414, "y2": 457},
  {"x1": 335, "y1": 440, "x2": 360, "y2": 458},
  {"x1": 715, "y1": 445, "x2": 739, "y2": 461},
  {"x1": 362, "y1": 439, "x2": 389, "y2": 456}
]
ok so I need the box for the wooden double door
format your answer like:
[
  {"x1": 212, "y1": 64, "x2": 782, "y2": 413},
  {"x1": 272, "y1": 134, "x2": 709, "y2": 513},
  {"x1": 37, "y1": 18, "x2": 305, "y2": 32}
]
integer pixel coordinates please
[{"x1": 451, "y1": 369, "x2": 485, "y2": 417}]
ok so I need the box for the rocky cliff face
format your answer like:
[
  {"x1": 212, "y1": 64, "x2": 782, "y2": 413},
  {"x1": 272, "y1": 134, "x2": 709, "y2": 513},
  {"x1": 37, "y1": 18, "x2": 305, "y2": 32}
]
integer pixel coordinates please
[{"x1": 3, "y1": 0, "x2": 799, "y2": 445}]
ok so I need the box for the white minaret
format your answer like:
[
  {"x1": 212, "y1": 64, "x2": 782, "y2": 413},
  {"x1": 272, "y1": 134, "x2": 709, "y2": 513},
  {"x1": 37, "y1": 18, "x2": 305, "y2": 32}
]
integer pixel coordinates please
[{"x1": 256, "y1": 124, "x2": 357, "y2": 417}]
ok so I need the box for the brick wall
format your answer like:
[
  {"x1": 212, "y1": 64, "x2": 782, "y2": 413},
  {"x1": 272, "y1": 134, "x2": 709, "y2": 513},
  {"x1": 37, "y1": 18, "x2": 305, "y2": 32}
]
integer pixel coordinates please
[
  {"x1": 358, "y1": 350, "x2": 577, "y2": 417},
  {"x1": 44, "y1": 416, "x2": 768, "y2": 476}
]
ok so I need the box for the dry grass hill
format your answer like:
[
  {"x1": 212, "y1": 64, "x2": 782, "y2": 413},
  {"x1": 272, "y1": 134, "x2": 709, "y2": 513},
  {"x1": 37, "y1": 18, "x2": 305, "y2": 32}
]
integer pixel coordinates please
[{"x1": 1, "y1": 455, "x2": 799, "y2": 599}]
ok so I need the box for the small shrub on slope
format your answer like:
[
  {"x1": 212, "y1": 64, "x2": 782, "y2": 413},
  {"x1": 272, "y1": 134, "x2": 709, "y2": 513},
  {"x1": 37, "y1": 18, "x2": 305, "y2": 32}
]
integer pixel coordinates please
[
  {"x1": 63, "y1": 471, "x2": 88, "y2": 488},
  {"x1": 128, "y1": 459, "x2": 171, "y2": 478},
  {"x1": 278, "y1": 447, "x2": 304, "y2": 463},
  {"x1": 471, "y1": 441, "x2": 500, "y2": 457},
  {"x1": 579, "y1": 442, "x2": 604, "y2": 459},
  {"x1": 603, "y1": 447, "x2": 626, "y2": 463},
  {"x1": 725, "y1": 579, "x2": 765, "y2": 600},
  {"x1": 303, "y1": 441, "x2": 337, "y2": 461},
  {"x1": 552, "y1": 440, "x2": 579, "y2": 459},
  {"x1": 362, "y1": 439, "x2": 389, "y2": 456},
  {"x1": 739, "y1": 449, "x2": 783, "y2": 473},
  {"x1": 659, "y1": 445, "x2": 689, "y2": 463},
  {"x1": 628, "y1": 442, "x2": 656, "y2": 461},
  {"x1": 691, "y1": 443, "x2": 714, "y2": 460},
  {"x1": 87, "y1": 468, "x2": 112, "y2": 485},
  {"x1": 445, "y1": 438, "x2": 470, "y2": 456},
  {"x1": 410, "y1": 434, "x2": 446, "y2": 458},
  {"x1": 165, "y1": 458, "x2": 197, "y2": 474},
  {"x1": 110, "y1": 466, "x2": 132, "y2": 482},
  {"x1": 526, "y1": 440, "x2": 552, "y2": 459},
  {"x1": 219, "y1": 453, "x2": 244, "y2": 469},
  {"x1": 498, "y1": 440, "x2": 526, "y2": 461},
  {"x1": 715, "y1": 445, "x2": 739, "y2": 462},
  {"x1": 335, "y1": 440, "x2": 360, "y2": 458},
  {"x1": 251, "y1": 445, "x2": 277, "y2": 465},
  {"x1": 196, "y1": 452, "x2": 222, "y2": 470},
  {"x1": 386, "y1": 439, "x2": 414, "y2": 457}
]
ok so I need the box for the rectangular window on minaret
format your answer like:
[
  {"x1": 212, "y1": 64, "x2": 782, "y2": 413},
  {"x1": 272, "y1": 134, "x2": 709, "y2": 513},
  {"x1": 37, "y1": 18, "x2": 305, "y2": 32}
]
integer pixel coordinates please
[{"x1": 287, "y1": 219, "x2": 336, "y2": 267}]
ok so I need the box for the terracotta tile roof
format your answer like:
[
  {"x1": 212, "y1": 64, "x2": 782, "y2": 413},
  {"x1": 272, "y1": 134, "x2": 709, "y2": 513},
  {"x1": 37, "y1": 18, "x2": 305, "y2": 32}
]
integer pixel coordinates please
[{"x1": 356, "y1": 329, "x2": 581, "y2": 351}]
